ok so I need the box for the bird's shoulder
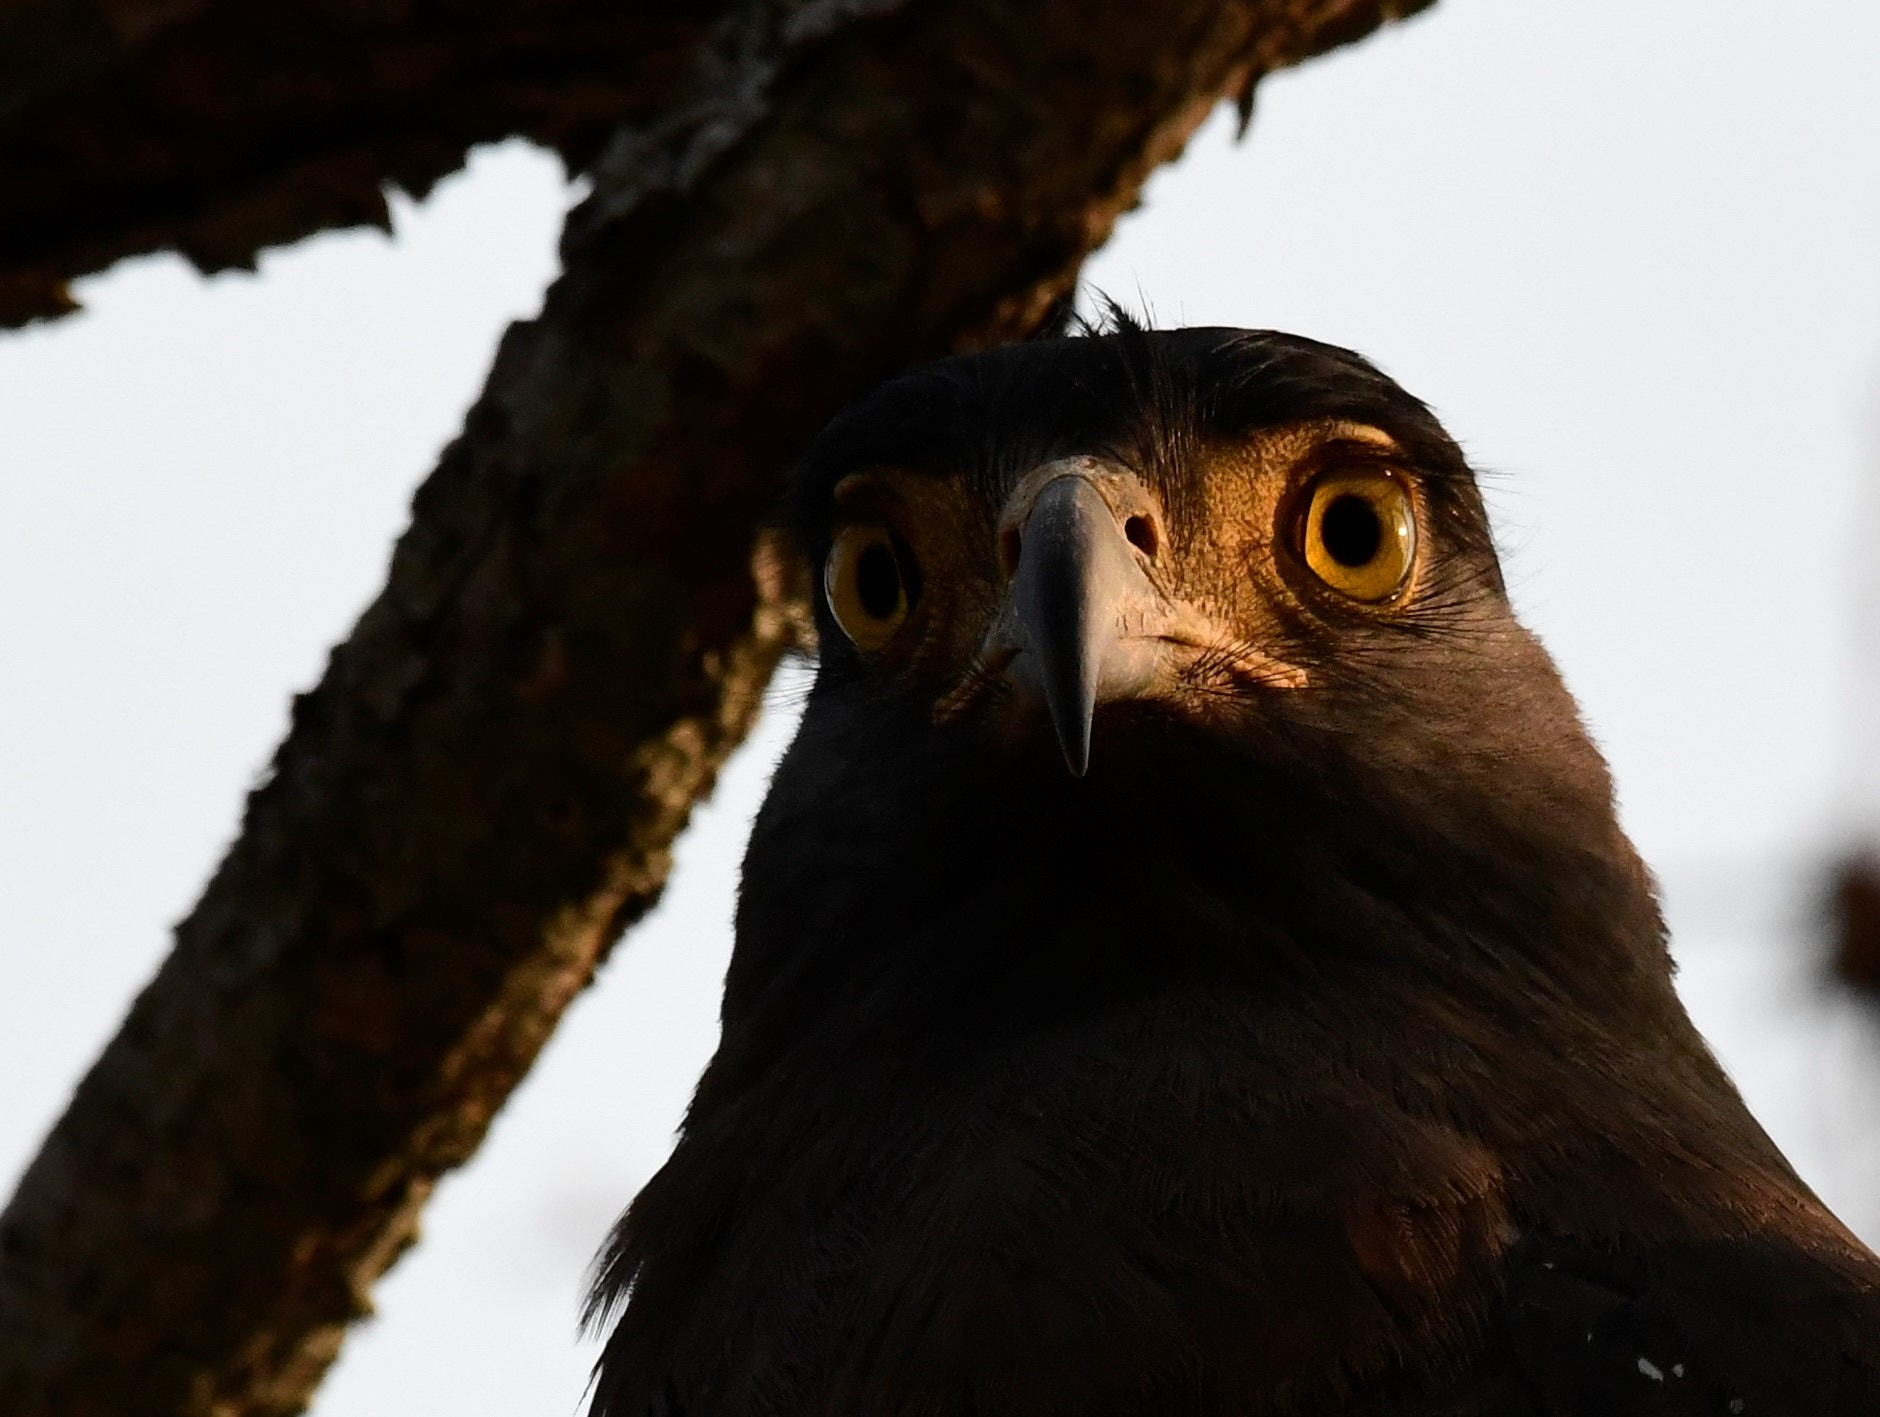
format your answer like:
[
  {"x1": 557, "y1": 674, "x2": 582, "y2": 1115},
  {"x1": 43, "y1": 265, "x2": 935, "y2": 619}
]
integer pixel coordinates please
[
  {"x1": 1461, "y1": 1225, "x2": 1880, "y2": 1417},
  {"x1": 597, "y1": 996, "x2": 1880, "y2": 1417}
]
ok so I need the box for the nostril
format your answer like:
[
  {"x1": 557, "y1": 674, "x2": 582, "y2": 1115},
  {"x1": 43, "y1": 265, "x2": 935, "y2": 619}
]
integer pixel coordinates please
[
  {"x1": 1124, "y1": 515, "x2": 1158, "y2": 558},
  {"x1": 999, "y1": 527, "x2": 1024, "y2": 579}
]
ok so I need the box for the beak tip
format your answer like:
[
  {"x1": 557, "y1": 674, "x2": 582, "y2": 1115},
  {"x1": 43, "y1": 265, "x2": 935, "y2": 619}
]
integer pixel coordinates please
[{"x1": 1054, "y1": 718, "x2": 1092, "y2": 778}]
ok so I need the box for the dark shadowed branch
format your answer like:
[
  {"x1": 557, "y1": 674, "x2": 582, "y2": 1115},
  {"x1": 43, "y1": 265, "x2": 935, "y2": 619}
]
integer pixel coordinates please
[
  {"x1": 0, "y1": 1, "x2": 1429, "y2": 1411},
  {"x1": 0, "y1": 0, "x2": 742, "y2": 325}
]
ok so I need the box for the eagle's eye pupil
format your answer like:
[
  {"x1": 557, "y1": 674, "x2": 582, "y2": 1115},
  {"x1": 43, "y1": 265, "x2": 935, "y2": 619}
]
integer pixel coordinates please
[
  {"x1": 856, "y1": 543, "x2": 902, "y2": 620},
  {"x1": 1321, "y1": 494, "x2": 1382, "y2": 567}
]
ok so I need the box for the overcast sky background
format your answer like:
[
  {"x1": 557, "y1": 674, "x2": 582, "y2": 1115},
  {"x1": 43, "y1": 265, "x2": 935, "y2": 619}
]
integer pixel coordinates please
[{"x1": 4, "y1": 0, "x2": 1880, "y2": 1411}]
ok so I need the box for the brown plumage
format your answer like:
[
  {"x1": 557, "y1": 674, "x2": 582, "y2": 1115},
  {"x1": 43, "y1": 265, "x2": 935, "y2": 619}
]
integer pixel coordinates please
[{"x1": 586, "y1": 320, "x2": 1880, "y2": 1415}]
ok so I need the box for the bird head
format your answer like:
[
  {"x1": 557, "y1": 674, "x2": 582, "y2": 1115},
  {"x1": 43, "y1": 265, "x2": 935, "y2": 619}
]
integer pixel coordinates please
[
  {"x1": 735, "y1": 319, "x2": 1660, "y2": 1026},
  {"x1": 790, "y1": 321, "x2": 1558, "y2": 778}
]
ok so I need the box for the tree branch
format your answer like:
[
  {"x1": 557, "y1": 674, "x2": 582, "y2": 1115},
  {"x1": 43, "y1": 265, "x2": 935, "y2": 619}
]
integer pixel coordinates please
[
  {"x1": 0, "y1": 1, "x2": 1429, "y2": 1411},
  {"x1": 0, "y1": 0, "x2": 739, "y2": 325}
]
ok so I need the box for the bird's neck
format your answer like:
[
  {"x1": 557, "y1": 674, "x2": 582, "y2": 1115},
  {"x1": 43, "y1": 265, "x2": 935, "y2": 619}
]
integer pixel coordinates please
[{"x1": 728, "y1": 713, "x2": 1678, "y2": 1070}]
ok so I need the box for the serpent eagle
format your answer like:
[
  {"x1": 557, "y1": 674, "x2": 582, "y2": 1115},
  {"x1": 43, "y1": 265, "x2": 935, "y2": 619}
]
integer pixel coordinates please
[{"x1": 587, "y1": 321, "x2": 1880, "y2": 1415}]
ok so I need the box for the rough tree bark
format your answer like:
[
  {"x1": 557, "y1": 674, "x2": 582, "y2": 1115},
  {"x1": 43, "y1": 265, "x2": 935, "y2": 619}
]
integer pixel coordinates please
[{"x1": 0, "y1": 0, "x2": 1430, "y2": 1412}]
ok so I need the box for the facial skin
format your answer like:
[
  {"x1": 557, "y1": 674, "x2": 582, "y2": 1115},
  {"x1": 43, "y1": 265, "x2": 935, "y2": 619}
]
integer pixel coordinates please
[{"x1": 820, "y1": 417, "x2": 1464, "y2": 772}]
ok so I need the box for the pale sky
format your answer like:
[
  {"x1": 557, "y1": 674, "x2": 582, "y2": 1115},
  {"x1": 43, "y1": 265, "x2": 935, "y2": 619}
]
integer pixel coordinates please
[{"x1": 3, "y1": 0, "x2": 1880, "y2": 1411}]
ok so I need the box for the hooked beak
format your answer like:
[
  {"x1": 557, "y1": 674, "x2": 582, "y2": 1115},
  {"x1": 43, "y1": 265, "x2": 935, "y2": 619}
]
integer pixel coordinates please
[{"x1": 994, "y1": 463, "x2": 1170, "y2": 776}]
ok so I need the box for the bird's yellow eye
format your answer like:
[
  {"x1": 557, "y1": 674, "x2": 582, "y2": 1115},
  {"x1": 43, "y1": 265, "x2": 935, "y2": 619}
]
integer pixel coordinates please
[
  {"x1": 1301, "y1": 471, "x2": 1417, "y2": 603},
  {"x1": 825, "y1": 524, "x2": 911, "y2": 650}
]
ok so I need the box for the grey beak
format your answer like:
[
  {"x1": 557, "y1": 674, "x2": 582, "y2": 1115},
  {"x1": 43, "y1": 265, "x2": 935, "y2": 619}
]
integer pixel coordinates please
[{"x1": 1006, "y1": 474, "x2": 1163, "y2": 776}]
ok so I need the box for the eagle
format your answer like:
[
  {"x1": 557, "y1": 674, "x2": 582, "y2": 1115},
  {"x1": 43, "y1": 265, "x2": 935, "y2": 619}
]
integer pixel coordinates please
[{"x1": 585, "y1": 320, "x2": 1880, "y2": 1415}]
